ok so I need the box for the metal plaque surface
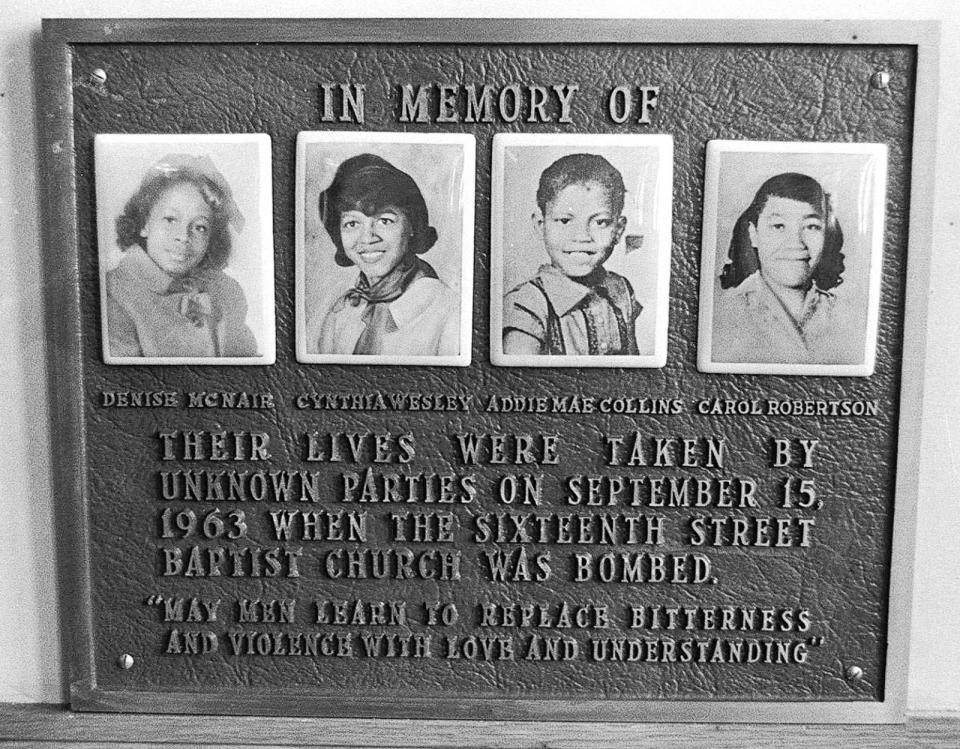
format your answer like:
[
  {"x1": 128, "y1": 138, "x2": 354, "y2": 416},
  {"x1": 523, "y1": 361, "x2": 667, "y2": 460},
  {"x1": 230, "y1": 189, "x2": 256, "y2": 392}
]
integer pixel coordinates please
[{"x1": 40, "y1": 18, "x2": 936, "y2": 723}]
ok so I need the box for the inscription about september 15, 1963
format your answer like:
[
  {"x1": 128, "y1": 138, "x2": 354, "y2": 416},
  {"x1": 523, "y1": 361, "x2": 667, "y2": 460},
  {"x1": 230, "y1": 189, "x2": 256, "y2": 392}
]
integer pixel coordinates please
[
  {"x1": 101, "y1": 388, "x2": 875, "y2": 669},
  {"x1": 54, "y1": 30, "x2": 914, "y2": 716}
]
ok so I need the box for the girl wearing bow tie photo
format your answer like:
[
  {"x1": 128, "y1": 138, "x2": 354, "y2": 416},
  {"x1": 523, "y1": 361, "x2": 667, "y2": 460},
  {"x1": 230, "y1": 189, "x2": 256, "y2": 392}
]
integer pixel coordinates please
[
  {"x1": 314, "y1": 153, "x2": 460, "y2": 358},
  {"x1": 104, "y1": 152, "x2": 259, "y2": 360}
]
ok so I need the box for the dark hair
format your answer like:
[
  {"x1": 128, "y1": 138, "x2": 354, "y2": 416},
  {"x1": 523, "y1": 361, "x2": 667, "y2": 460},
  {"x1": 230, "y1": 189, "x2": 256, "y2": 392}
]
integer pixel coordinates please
[
  {"x1": 115, "y1": 173, "x2": 232, "y2": 272},
  {"x1": 536, "y1": 153, "x2": 626, "y2": 216},
  {"x1": 318, "y1": 154, "x2": 437, "y2": 267},
  {"x1": 719, "y1": 172, "x2": 845, "y2": 291}
]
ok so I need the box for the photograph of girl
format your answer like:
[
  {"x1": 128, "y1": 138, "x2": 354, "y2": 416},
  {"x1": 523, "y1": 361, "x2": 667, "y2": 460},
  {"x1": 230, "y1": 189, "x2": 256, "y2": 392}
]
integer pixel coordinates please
[
  {"x1": 490, "y1": 134, "x2": 673, "y2": 368},
  {"x1": 297, "y1": 133, "x2": 474, "y2": 366},
  {"x1": 698, "y1": 141, "x2": 887, "y2": 376},
  {"x1": 96, "y1": 134, "x2": 275, "y2": 365}
]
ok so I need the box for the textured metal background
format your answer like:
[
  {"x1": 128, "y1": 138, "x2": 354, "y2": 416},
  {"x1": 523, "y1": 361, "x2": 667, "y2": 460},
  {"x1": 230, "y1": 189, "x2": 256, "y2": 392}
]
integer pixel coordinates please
[{"x1": 69, "y1": 41, "x2": 914, "y2": 705}]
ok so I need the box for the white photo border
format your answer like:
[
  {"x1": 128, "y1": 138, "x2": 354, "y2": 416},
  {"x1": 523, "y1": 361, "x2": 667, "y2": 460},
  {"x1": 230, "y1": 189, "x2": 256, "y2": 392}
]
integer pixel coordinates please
[
  {"x1": 295, "y1": 131, "x2": 475, "y2": 367},
  {"x1": 490, "y1": 133, "x2": 673, "y2": 368},
  {"x1": 95, "y1": 133, "x2": 276, "y2": 366},
  {"x1": 697, "y1": 140, "x2": 888, "y2": 376}
]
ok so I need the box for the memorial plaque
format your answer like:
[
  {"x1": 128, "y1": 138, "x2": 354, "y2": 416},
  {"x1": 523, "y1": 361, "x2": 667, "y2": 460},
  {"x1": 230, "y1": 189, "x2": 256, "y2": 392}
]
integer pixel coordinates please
[{"x1": 40, "y1": 19, "x2": 936, "y2": 723}]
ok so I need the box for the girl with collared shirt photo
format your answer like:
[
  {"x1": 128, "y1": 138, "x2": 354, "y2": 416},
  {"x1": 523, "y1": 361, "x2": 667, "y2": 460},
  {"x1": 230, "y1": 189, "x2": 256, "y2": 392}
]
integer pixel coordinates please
[
  {"x1": 712, "y1": 172, "x2": 852, "y2": 365},
  {"x1": 490, "y1": 134, "x2": 673, "y2": 368},
  {"x1": 697, "y1": 141, "x2": 887, "y2": 376}
]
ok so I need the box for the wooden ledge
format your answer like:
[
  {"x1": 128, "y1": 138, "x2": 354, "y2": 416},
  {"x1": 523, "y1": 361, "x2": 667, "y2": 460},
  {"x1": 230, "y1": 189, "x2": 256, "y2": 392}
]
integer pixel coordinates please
[{"x1": 1, "y1": 704, "x2": 959, "y2": 748}]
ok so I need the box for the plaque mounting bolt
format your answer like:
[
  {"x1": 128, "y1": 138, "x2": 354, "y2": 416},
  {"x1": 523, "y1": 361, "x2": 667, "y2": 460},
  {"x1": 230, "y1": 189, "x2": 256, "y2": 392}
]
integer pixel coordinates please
[
  {"x1": 845, "y1": 665, "x2": 864, "y2": 682},
  {"x1": 90, "y1": 68, "x2": 107, "y2": 85},
  {"x1": 870, "y1": 70, "x2": 890, "y2": 89},
  {"x1": 117, "y1": 653, "x2": 134, "y2": 670}
]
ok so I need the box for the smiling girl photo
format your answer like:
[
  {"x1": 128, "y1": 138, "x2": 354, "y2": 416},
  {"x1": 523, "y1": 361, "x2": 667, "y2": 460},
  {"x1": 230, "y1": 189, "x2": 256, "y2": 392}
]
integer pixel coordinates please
[
  {"x1": 490, "y1": 134, "x2": 673, "y2": 368},
  {"x1": 296, "y1": 133, "x2": 474, "y2": 366},
  {"x1": 697, "y1": 141, "x2": 887, "y2": 376}
]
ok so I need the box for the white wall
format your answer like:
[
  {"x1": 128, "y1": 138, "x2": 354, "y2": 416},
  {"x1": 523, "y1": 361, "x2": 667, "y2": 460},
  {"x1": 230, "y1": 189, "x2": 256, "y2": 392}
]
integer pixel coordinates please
[{"x1": 2, "y1": 0, "x2": 957, "y2": 712}]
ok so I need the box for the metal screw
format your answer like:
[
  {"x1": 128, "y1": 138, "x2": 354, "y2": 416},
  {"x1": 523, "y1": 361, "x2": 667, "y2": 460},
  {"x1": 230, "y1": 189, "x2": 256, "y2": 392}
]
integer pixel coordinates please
[
  {"x1": 117, "y1": 653, "x2": 134, "y2": 670},
  {"x1": 870, "y1": 70, "x2": 890, "y2": 89},
  {"x1": 90, "y1": 68, "x2": 107, "y2": 85},
  {"x1": 845, "y1": 665, "x2": 864, "y2": 681}
]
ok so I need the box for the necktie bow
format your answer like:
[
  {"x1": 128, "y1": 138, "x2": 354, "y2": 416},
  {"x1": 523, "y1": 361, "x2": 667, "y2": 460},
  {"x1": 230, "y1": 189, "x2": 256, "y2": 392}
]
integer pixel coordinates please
[{"x1": 172, "y1": 278, "x2": 215, "y2": 328}]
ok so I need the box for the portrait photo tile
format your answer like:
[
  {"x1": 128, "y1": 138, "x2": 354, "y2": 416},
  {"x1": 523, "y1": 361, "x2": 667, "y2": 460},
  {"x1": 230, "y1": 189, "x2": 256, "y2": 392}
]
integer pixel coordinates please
[
  {"x1": 697, "y1": 140, "x2": 888, "y2": 376},
  {"x1": 95, "y1": 133, "x2": 276, "y2": 365},
  {"x1": 296, "y1": 132, "x2": 475, "y2": 366},
  {"x1": 490, "y1": 133, "x2": 673, "y2": 368}
]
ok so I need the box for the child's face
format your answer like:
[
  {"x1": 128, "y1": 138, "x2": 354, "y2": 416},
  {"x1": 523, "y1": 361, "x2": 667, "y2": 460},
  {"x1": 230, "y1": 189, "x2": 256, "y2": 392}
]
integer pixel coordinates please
[
  {"x1": 140, "y1": 182, "x2": 212, "y2": 277},
  {"x1": 339, "y1": 206, "x2": 410, "y2": 283},
  {"x1": 749, "y1": 195, "x2": 825, "y2": 291},
  {"x1": 535, "y1": 182, "x2": 625, "y2": 278}
]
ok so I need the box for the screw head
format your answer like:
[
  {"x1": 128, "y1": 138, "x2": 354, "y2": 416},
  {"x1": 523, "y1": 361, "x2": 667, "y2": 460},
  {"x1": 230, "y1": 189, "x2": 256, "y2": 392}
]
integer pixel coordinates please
[
  {"x1": 845, "y1": 665, "x2": 864, "y2": 681},
  {"x1": 90, "y1": 68, "x2": 107, "y2": 85},
  {"x1": 117, "y1": 653, "x2": 134, "y2": 670},
  {"x1": 870, "y1": 70, "x2": 890, "y2": 89}
]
